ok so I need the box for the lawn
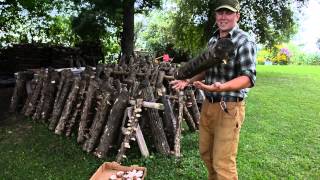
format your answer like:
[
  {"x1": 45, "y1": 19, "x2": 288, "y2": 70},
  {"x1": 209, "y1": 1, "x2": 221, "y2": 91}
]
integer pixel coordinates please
[{"x1": 0, "y1": 65, "x2": 319, "y2": 179}]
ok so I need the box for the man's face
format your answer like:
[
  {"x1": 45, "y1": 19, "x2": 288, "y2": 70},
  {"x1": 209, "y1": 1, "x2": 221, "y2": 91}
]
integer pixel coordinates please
[{"x1": 215, "y1": 9, "x2": 240, "y2": 32}]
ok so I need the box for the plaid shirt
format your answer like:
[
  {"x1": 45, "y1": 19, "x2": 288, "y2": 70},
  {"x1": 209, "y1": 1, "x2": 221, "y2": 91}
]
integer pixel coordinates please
[{"x1": 205, "y1": 25, "x2": 257, "y2": 98}]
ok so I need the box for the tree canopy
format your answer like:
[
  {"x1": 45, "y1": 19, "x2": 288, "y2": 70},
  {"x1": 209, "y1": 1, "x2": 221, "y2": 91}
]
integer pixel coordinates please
[
  {"x1": 137, "y1": 0, "x2": 308, "y2": 56},
  {"x1": 0, "y1": 0, "x2": 309, "y2": 59}
]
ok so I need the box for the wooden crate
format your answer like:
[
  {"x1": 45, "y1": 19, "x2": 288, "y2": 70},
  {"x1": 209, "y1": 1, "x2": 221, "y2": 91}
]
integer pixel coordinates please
[{"x1": 90, "y1": 162, "x2": 147, "y2": 180}]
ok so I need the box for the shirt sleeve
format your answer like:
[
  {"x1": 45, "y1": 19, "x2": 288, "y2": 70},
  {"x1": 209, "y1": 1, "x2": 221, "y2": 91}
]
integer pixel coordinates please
[{"x1": 238, "y1": 40, "x2": 257, "y2": 87}]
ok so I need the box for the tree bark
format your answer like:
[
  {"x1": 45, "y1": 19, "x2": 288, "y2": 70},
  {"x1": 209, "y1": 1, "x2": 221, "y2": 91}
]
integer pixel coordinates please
[
  {"x1": 95, "y1": 89, "x2": 129, "y2": 158},
  {"x1": 77, "y1": 78, "x2": 98, "y2": 144},
  {"x1": 174, "y1": 91, "x2": 184, "y2": 157},
  {"x1": 82, "y1": 89, "x2": 112, "y2": 153},
  {"x1": 121, "y1": 0, "x2": 135, "y2": 64},
  {"x1": 140, "y1": 80, "x2": 170, "y2": 155},
  {"x1": 116, "y1": 99, "x2": 144, "y2": 163},
  {"x1": 9, "y1": 71, "x2": 33, "y2": 112},
  {"x1": 41, "y1": 71, "x2": 60, "y2": 121},
  {"x1": 33, "y1": 69, "x2": 52, "y2": 121},
  {"x1": 48, "y1": 70, "x2": 73, "y2": 130},
  {"x1": 183, "y1": 104, "x2": 196, "y2": 132},
  {"x1": 24, "y1": 69, "x2": 45, "y2": 117},
  {"x1": 161, "y1": 95, "x2": 176, "y2": 150},
  {"x1": 65, "y1": 79, "x2": 86, "y2": 137},
  {"x1": 186, "y1": 88, "x2": 200, "y2": 129},
  {"x1": 55, "y1": 77, "x2": 81, "y2": 135}
]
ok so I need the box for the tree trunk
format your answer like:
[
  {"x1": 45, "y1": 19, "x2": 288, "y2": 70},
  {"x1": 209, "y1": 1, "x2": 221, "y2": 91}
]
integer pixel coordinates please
[
  {"x1": 121, "y1": 0, "x2": 135, "y2": 64},
  {"x1": 205, "y1": 0, "x2": 216, "y2": 42}
]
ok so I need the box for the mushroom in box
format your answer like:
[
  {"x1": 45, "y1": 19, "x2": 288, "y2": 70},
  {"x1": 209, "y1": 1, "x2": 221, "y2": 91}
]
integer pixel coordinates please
[{"x1": 90, "y1": 162, "x2": 146, "y2": 180}]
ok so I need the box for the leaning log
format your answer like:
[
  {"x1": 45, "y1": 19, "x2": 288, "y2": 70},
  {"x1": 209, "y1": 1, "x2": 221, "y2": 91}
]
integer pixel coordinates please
[
  {"x1": 33, "y1": 69, "x2": 52, "y2": 120},
  {"x1": 116, "y1": 99, "x2": 144, "y2": 163},
  {"x1": 9, "y1": 71, "x2": 34, "y2": 112},
  {"x1": 183, "y1": 104, "x2": 196, "y2": 132},
  {"x1": 24, "y1": 69, "x2": 46, "y2": 117},
  {"x1": 174, "y1": 91, "x2": 184, "y2": 157},
  {"x1": 95, "y1": 88, "x2": 129, "y2": 158},
  {"x1": 48, "y1": 70, "x2": 73, "y2": 130},
  {"x1": 82, "y1": 89, "x2": 112, "y2": 153},
  {"x1": 161, "y1": 95, "x2": 177, "y2": 150},
  {"x1": 41, "y1": 71, "x2": 60, "y2": 121},
  {"x1": 186, "y1": 88, "x2": 200, "y2": 129},
  {"x1": 55, "y1": 77, "x2": 81, "y2": 135},
  {"x1": 77, "y1": 78, "x2": 98, "y2": 143},
  {"x1": 140, "y1": 80, "x2": 170, "y2": 155},
  {"x1": 65, "y1": 78, "x2": 87, "y2": 137}
]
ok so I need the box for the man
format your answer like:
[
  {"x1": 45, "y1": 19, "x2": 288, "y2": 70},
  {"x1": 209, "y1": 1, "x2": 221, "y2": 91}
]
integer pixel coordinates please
[{"x1": 170, "y1": 0, "x2": 256, "y2": 179}]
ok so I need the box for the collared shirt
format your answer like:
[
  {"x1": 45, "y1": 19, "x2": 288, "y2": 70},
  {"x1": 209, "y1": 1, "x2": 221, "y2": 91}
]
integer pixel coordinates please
[{"x1": 205, "y1": 25, "x2": 257, "y2": 98}]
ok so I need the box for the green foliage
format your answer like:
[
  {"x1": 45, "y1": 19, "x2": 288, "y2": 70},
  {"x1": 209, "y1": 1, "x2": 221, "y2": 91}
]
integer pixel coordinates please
[
  {"x1": 286, "y1": 43, "x2": 320, "y2": 65},
  {"x1": 137, "y1": 10, "x2": 175, "y2": 53},
  {"x1": 46, "y1": 16, "x2": 77, "y2": 46},
  {"x1": 0, "y1": 0, "x2": 75, "y2": 46},
  {"x1": 167, "y1": 0, "x2": 306, "y2": 54}
]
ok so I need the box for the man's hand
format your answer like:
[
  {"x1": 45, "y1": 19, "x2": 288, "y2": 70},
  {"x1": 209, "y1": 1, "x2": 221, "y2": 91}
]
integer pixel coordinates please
[
  {"x1": 193, "y1": 81, "x2": 224, "y2": 92},
  {"x1": 170, "y1": 80, "x2": 189, "y2": 91}
]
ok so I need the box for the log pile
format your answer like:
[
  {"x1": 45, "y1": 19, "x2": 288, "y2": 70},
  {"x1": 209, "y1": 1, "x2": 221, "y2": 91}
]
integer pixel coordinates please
[
  {"x1": 9, "y1": 58, "x2": 203, "y2": 163},
  {"x1": 0, "y1": 42, "x2": 102, "y2": 77}
]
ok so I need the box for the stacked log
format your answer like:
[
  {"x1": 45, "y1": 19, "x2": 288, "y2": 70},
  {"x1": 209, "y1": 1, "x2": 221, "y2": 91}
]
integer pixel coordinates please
[
  {"x1": 9, "y1": 57, "x2": 203, "y2": 162},
  {"x1": 0, "y1": 42, "x2": 102, "y2": 77}
]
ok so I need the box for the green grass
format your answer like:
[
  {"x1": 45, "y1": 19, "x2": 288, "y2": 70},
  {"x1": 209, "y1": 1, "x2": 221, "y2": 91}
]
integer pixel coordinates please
[{"x1": 1, "y1": 65, "x2": 320, "y2": 179}]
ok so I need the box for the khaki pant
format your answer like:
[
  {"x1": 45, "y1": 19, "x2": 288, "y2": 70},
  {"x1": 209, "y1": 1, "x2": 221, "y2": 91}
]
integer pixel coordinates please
[{"x1": 199, "y1": 99, "x2": 245, "y2": 180}]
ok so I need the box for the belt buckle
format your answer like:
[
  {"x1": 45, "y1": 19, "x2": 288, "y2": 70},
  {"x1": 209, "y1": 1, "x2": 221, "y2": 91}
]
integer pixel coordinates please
[{"x1": 219, "y1": 99, "x2": 229, "y2": 113}]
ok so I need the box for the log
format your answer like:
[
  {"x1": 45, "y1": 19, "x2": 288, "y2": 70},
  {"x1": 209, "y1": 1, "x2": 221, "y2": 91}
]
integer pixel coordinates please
[
  {"x1": 82, "y1": 89, "x2": 112, "y2": 153},
  {"x1": 24, "y1": 69, "x2": 46, "y2": 117},
  {"x1": 33, "y1": 69, "x2": 52, "y2": 120},
  {"x1": 161, "y1": 95, "x2": 177, "y2": 150},
  {"x1": 128, "y1": 100, "x2": 164, "y2": 110},
  {"x1": 116, "y1": 99, "x2": 144, "y2": 163},
  {"x1": 174, "y1": 91, "x2": 184, "y2": 157},
  {"x1": 95, "y1": 88, "x2": 129, "y2": 158},
  {"x1": 186, "y1": 88, "x2": 200, "y2": 129},
  {"x1": 41, "y1": 71, "x2": 60, "y2": 121},
  {"x1": 135, "y1": 124, "x2": 149, "y2": 158},
  {"x1": 48, "y1": 70, "x2": 73, "y2": 130},
  {"x1": 174, "y1": 38, "x2": 235, "y2": 80},
  {"x1": 9, "y1": 71, "x2": 33, "y2": 112},
  {"x1": 140, "y1": 80, "x2": 170, "y2": 155},
  {"x1": 65, "y1": 69, "x2": 93, "y2": 137},
  {"x1": 183, "y1": 104, "x2": 196, "y2": 132},
  {"x1": 77, "y1": 78, "x2": 98, "y2": 143},
  {"x1": 55, "y1": 77, "x2": 81, "y2": 135}
]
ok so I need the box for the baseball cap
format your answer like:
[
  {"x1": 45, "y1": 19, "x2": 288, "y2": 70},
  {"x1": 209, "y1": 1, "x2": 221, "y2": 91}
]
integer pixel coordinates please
[{"x1": 215, "y1": 0, "x2": 240, "y2": 12}]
